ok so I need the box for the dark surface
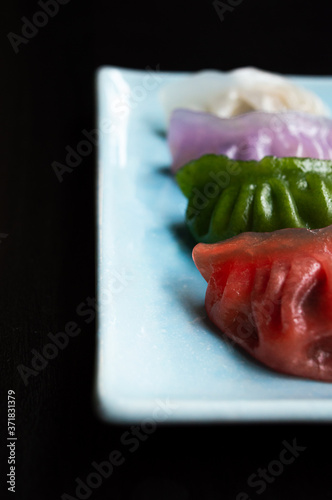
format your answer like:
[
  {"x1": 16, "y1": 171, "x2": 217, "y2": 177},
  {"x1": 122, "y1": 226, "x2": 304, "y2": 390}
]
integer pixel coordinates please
[{"x1": 1, "y1": 1, "x2": 332, "y2": 499}]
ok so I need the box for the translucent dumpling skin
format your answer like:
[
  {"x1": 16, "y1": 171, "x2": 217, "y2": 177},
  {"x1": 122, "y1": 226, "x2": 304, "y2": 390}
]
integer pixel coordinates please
[
  {"x1": 176, "y1": 155, "x2": 332, "y2": 243},
  {"x1": 169, "y1": 109, "x2": 332, "y2": 172},
  {"x1": 193, "y1": 225, "x2": 332, "y2": 382},
  {"x1": 161, "y1": 67, "x2": 329, "y2": 124}
]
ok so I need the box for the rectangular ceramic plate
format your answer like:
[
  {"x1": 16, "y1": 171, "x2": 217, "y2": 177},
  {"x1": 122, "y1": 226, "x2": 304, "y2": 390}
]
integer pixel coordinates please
[{"x1": 96, "y1": 66, "x2": 332, "y2": 423}]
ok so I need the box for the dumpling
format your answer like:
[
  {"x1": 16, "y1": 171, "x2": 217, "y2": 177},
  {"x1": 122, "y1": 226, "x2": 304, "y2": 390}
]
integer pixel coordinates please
[
  {"x1": 176, "y1": 155, "x2": 332, "y2": 243},
  {"x1": 169, "y1": 109, "x2": 332, "y2": 172},
  {"x1": 192, "y1": 225, "x2": 332, "y2": 382},
  {"x1": 160, "y1": 67, "x2": 329, "y2": 125}
]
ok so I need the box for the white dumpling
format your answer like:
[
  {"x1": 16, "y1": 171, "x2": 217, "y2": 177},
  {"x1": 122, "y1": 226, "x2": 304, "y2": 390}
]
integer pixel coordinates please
[{"x1": 160, "y1": 67, "x2": 330, "y2": 125}]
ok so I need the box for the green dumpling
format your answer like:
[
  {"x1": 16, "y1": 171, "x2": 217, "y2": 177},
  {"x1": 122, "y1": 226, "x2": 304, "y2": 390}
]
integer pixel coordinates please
[{"x1": 176, "y1": 155, "x2": 332, "y2": 243}]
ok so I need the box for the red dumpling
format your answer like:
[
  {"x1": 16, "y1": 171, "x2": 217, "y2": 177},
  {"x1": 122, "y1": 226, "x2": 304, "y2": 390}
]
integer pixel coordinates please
[{"x1": 193, "y1": 226, "x2": 332, "y2": 382}]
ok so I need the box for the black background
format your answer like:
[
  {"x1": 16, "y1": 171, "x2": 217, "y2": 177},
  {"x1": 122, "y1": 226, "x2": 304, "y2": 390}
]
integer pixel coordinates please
[{"x1": 1, "y1": 1, "x2": 332, "y2": 499}]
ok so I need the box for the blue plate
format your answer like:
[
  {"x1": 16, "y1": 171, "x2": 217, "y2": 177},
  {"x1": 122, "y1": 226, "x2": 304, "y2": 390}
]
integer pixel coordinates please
[{"x1": 96, "y1": 66, "x2": 332, "y2": 423}]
